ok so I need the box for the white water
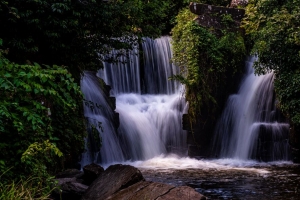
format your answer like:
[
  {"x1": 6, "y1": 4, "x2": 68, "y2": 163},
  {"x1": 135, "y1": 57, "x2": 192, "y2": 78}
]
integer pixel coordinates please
[
  {"x1": 101, "y1": 154, "x2": 294, "y2": 174},
  {"x1": 81, "y1": 36, "x2": 188, "y2": 166},
  {"x1": 213, "y1": 57, "x2": 290, "y2": 161}
]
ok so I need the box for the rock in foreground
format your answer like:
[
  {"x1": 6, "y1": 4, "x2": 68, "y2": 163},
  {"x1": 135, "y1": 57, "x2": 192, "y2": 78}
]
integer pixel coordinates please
[
  {"x1": 83, "y1": 163, "x2": 104, "y2": 185},
  {"x1": 107, "y1": 181, "x2": 206, "y2": 200},
  {"x1": 82, "y1": 164, "x2": 144, "y2": 200}
]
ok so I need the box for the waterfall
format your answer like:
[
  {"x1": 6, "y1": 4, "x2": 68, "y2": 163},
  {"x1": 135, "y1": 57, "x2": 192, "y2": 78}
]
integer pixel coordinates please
[
  {"x1": 81, "y1": 36, "x2": 187, "y2": 166},
  {"x1": 213, "y1": 57, "x2": 291, "y2": 161}
]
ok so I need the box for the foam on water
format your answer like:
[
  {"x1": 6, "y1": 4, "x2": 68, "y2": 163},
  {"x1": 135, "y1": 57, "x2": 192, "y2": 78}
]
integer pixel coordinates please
[{"x1": 107, "y1": 154, "x2": 281, "y2": 174}]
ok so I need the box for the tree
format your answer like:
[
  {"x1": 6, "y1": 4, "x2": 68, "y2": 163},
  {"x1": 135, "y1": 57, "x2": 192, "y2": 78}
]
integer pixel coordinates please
[{"x1": 0, "y1": 0, "x2": 186, "y2": 77}]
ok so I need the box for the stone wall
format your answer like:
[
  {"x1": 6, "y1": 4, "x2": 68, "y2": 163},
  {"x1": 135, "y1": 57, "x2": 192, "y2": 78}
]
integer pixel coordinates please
[{"x1": 189, "y1": 2, "x2": 245, "y2": 35}]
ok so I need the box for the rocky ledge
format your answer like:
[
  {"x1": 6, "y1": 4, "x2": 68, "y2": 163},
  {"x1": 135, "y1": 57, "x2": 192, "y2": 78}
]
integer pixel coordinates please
[{"x1": 53, "y1": 163, "x2": 207, "y2": 200}]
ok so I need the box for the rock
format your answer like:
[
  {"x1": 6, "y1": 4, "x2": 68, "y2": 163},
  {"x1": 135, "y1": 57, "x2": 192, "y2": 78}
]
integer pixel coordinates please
[
  {"x1": 106, "y1": 181, "x2": 152, "y2": 200},
  {"x1": 107, "y1": 181, "x2": 207, "y2": 200},
  {"x1": 189, "y1": 2, "x2": 245, "y2": 21},
  {"x1": 157, "y1": 186, "x2": 207, "y2": 200},
  {"x1": 83, "y1": 163, "x2": 104, "y2": 185},
  {"x1": 82, "y1": 164, "x2": 144, "y2": 200},
  {"x1": 52, "y1": 177, "x2": 88, "y2": 200},
  {"x1": 56, "y1": 169, "x2": 83, "y2": 179},
  {"x1": 230, "y1": 0, "x2": 248, "y2": 8}
]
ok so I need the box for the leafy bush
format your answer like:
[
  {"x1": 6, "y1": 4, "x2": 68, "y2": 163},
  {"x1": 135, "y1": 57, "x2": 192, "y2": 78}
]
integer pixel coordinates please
[{"x1": 0, "y1": 46, "x2": 85, "y2": 180}]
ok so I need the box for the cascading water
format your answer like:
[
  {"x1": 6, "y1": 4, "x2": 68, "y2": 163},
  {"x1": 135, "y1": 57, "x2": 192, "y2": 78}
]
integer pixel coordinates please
[
  {"x1": 213, "y1": 57, "x2": 291, "y2": 161},
  {"x1": 80, "y1": 72, "x2": 125, "y2": 167},
  {"x1": 81, "y1": 36, "x2": 188, "y2": 166}
]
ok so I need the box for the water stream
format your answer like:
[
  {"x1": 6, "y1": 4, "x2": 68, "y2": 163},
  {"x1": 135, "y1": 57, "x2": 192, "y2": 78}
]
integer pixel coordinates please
[{"x1": 212, "y1": 57, "x2": 291, "y2": 161}]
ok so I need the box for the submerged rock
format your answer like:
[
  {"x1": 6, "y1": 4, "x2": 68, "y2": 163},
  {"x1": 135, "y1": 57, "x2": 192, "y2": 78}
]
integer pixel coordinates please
[{"x1": 82, "y1": 164, "x2": 144, "y2": 200}]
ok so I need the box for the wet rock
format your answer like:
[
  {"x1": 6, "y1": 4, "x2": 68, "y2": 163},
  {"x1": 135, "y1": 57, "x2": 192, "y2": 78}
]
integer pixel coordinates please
[
  {"x1": 82, "y1": 164, "x2": 144, "y2": 200},
  {"x1": 107, "y1": 181, "x2": 206, "y2": 200},
  {"x1": 83, "y1": 163, "x2": 104, "y2": 185}
]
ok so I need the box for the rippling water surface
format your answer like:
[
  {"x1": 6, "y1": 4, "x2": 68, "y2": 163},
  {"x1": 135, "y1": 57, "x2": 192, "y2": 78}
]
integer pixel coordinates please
[{"x1": 110, "y1": 154, "x2": 300, "y2": 200}]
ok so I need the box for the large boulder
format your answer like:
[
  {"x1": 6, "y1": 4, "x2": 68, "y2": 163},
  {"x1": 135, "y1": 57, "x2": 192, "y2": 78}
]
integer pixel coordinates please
[
  {"x1": 107, "y1": 181, "x2": 207, "y2": 200},
  {"x1": 82, "y1": 164, "x2": 144, "y2": 200},
  {"x1": 83, "y1": 163, "x2": 104, "y2": 185}
]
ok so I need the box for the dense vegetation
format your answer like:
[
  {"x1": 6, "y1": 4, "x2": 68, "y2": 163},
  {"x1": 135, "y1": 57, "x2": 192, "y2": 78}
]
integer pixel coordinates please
[
  {"x1": 0, "y1": 43, "x2": 85, "y2": 196},
  {"x1": 242, "y1": 0, "x2": 300, "y2": 156},
  {"x1": 171, "y1": 5, "x2": 246, "y2": 124}
]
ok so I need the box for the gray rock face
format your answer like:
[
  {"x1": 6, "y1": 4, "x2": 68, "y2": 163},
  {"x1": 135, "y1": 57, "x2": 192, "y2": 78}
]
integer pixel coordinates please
[
  {"x1": 81, "y1": 164, "x2": 145, "y2": 200},
  {"x1": 107, "y1": 181, "x2": 207, "y2": 200},
  {"x1": 83, "y1": 163, "x2": 104, "y2": 185}
]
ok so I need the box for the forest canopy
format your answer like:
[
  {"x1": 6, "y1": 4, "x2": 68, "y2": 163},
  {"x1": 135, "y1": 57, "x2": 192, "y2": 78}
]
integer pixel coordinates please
[{"x1": 0, "y1": 0, "x2": 187, "y2": 77}]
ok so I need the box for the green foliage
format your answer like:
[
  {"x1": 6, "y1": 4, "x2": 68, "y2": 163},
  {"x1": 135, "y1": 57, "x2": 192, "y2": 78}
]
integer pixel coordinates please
[
  {"x1": 242, "y1": 0, "x2": 300, "y2": 125},
  {"x1": 0, "y1": 0, "x2": 188, "y2": 77},
  {"x1": 0, "y1": 50, "x2": 85, "y2": 180},
  {"x1": 275, "y1": 71, "x2": 300, "y2": 124},
  {"x1": 172, "y1": 8, "x2": 246, "y2": 121},
  {"x1": 21, "y1": 140, "x2": 63, "y2": 178}
]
